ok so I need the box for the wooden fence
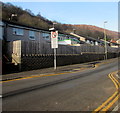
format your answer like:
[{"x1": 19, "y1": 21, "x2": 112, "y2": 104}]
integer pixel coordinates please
[
  {"x1": 3, "y1": 40, "x2": 119, "y2": 71},
  {"x1": 5, "y1": 40, "x2": 119, "y2": 58},
  {"x1": 20, "y1": 40, "x2": 118, "y2": 55}
]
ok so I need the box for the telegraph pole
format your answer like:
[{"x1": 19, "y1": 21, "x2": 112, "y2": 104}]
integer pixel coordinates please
[{"x1": 104, "y1": 21, "x2": 108, "y2": 60}]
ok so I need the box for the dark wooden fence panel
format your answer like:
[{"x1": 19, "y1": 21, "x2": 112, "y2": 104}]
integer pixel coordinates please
[{"x1": 9, "y1": 40, "x2": 117, "y2": 55}]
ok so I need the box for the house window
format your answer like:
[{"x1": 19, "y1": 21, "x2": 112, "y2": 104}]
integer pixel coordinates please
[
  {"x1": 29, "y1": 31, "x2": 35, "y2": 40},
  {"x1": 13, "y1": 28, "x2": 23, "y2": 35},
  {"x1": 58, "y1": 36, "x2": 62, "y2": 40},
  {"x1": 91, "y1": 41, "x2": 94, "y2": 45},
  {"x1": 58, "y1": 36, "x2": 60, "y2": 40},
  {"x1": 86, "y1": 40, "x2": 90, "y2": 44},
  {"x1": 95, "y1": 41, "x2": 98, "y2": 45},
  {"x1": 42, "y1": 32, "x2": 50, "y2": 40}
]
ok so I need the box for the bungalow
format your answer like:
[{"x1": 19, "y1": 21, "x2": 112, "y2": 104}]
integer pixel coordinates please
[
  {"x1": 1, "y1": 20, "x2": 81, "y2": 46},
  {"x1": 70, "y1": 32, "x2": 103, "y2": 46},
  {"x1": 116, "y1": 39, "x2": 120, "y2": 44}
]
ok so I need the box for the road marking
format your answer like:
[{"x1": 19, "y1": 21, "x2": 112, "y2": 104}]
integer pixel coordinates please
[
  {"x1": 1, "y1": 72, "x2": 70, "y2": 83},
  {"x1": 102, "y1": 72, "x2": 119, "y2": 111},
  {"x1": 1, "y1": 59, "x2": 116, "y2": 83},
  {"x1": 111, "y1": 74, "x2": 120, "y2": 86},
  {"x1": 101, "y1": 94, "x2": 119, "y2": 111},
  {"x1": 109, "y1": 73, "x2": 119, "y2": 89},
  {"x1": 92, "y1": 73, "x2": 118, "y2": 112},
  {"x1": 92, "y1": 91, "x2": 118, "y2": 112},
  {"x1": 92, "y1": 71, "x2": 119, "y2": 113},
  {"x1": 1, "y1": 68, "x2": 88, "y2": 83}
]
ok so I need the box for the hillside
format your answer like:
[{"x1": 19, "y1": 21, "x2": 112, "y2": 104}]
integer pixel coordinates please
[
  {"x1": 72, "y1": 25, "x2": 118, "y2": 40},
  {"x1": 1, "y1": 2, "x2": 118, "y2": 41}
]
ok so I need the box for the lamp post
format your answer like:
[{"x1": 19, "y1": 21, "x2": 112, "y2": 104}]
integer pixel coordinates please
[
  {"x1": 9, "y1": 14, "x2": 17, "y2": 21},
  {"x1": 104, "y1": 21, "x2": 108, "y2": 60},
  {"x1": 73, "y1": 29, "x2": 76, "y2": 34},
  {"x1": 53, "y1": 22, "x2": 57, "y2": 28}
]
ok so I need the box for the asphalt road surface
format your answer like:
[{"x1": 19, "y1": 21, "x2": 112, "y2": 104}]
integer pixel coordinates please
[{"x1": 2, "y1": 59, "x2": 118, "y2": 111}]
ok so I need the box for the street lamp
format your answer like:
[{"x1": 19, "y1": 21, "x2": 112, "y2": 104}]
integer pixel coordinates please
[
  {"x1": 73, "y1": 29, "x2": 75, "y2": 33},
  {"x1": 104, "y1": 21, "x2": 108, "y2": 60},
  {"x1": 53, "y1": 22, "x2": 57, "y2": 28},
  {"x1": 9, "y1": 14, "x2": 17, "y2": 21}
]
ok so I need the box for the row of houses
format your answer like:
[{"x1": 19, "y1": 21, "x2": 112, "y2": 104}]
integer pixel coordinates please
[
  {"x1": 1, "y1": 20, "x2": 119, "y2": 73},
  {"x1": 70, "y1": 33, "x2": 103, "y2": 46},
  {"x1": 0, "y1": 20, "x2": 119, "y2": 48},
  {"x1": 70, "y1": 33, "x2": 119, "y2": 48},
  {"x1": 0, "y1": 20, "x2": 81, "y2": 45}
]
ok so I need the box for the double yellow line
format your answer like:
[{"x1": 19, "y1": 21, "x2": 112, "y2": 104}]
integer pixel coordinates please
[
  {"x1": 1, "y1": 68, "x2": 86, "y2": 83},
  {"x1": 92, "y1": 71, "x2": 119, "y2": 113}
]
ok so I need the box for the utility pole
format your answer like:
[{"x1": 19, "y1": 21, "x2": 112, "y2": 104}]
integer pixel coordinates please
[
  {"x1": 72, "y1": 29, "x2": 76, "y2": 54},
  {"x1": 104, "y1": 21, "x2": 108, "y2": 60}
]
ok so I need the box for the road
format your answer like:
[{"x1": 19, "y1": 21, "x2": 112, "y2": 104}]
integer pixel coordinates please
[{"x1": 2, "y1": 59, "x2": 119, "y2": 111}]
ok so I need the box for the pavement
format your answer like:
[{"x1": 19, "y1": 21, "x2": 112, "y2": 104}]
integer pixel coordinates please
[{"x1": 2, "y1": 58, "x2": 117, "y2": 81}]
